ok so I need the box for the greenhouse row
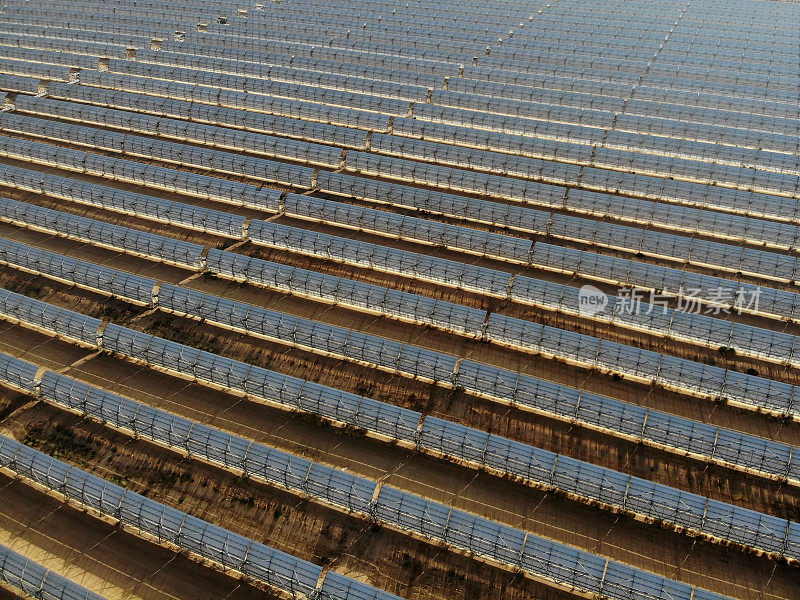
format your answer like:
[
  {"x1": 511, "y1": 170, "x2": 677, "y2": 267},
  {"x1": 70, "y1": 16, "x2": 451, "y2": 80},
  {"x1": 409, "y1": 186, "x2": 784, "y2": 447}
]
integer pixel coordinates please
[
  {"x1": 2, "y1": 303, "x2": 799, "y2": 563},
  {"x1": 0, "y1": 433, "x2": 737, "y2": 600},
  {"x1": 40, "y1": 84, "x2": 374, "y2": 148},
  {"x1": 0, "y1": 434, "x2": 403, "y2": 600},
  {"x1": 104, "y1": 49, "x2": 800, "y2": 155},
  {"x1": 151, "y1": 29, "x2": 799, "y2": 134},
  {"x1": 5, "y1": 100, "x2": 797, "y2": 280},
  {"x1": 212, "y1": 26, "x2": 799, "y2": 110},
  {"x1": 249, "y1": 219, "x2": 800, "y2": 364},
  {"x1": 0, "y1": 44, "x2": 101, "y2": 68},
  {"x1": 206, "y1": 249, "x2": 800, "y2": 416},
  {"x1": 0, "y1": 135, "x2": 290, "y2": 208},
  {"x1": 1, "y1": 238, "x2": 796, "y2": 485},
  {"x1": 183, "y1": 24, "x2": 800, "y2": 90},
  {"x1": 0, "y1": 198, "x2": 206, "y2": 268},
  {"x1": 0, "y1": 543, "x2": 107, "y2": 600},
  {"x1": 29, "y1": 78, "x2": 800, "y2": 233},
  {"x1": 0, "y1": 0, "x2": 794, "y2": 598},
  {"x1": 2, "y1": 222, "x2": 798, "y2": 420},
  {"x1": 4, "y1": 115, "x2": 788, "y2": 303},
  {"x1": 157, "y1": 282, "x2": 800, "y2": 483},
  {"x1": 0, "y1": 238, "x2": 157, "y2": 306},
  {"x1": 63, "y1": 65, "x2": 797, "y2": 157},
  {"x1": 0, "y1": 56, "x2": 71, "y2": 81}
]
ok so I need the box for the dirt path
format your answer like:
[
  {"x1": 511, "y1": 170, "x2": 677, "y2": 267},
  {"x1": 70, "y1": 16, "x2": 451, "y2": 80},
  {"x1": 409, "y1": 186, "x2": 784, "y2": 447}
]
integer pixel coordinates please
[
  {"x1": 2, "y1": 401, "x2": 586, "y2": 600},
  {"x1": 0, "y1": 472, "x2": 276, "y2": 600}
]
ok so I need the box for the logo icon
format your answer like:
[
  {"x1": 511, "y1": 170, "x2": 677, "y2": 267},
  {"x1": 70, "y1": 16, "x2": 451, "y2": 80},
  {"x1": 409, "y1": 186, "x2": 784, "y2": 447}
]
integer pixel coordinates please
[{"x1": 578, "y1": 285, "x2": 608, "y2": 316}]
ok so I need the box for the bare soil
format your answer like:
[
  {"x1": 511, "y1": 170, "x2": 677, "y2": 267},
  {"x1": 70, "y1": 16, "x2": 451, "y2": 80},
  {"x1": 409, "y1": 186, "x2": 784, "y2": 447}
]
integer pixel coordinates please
[
  {"x1": 4, "y1": 399, "x2": 588, "y2": 600},
  {"x1": 1, "y1": 119, "x2": 799, "y2": 600},
  {"x1": 0, "y1": 263, "x2": 798, "y2": 522},
  {"x1": 0, "y1": 337, "x2": 799, "y2": 599}
]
